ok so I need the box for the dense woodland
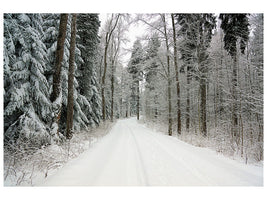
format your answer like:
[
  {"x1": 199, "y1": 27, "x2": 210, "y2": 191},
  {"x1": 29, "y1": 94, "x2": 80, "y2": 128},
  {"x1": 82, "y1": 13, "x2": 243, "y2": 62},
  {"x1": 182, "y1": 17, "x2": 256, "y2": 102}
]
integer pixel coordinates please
[{"x1": 4, "y1": 13, "x2": 263, "y2": 163}]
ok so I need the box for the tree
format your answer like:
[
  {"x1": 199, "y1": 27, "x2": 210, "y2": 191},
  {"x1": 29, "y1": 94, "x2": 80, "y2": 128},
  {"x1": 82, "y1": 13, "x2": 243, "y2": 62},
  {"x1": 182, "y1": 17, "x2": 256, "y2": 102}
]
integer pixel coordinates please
[
  {"x1": 66, "y1": 14, "x2": 77, "y2": 139},
  {"x1": 144, "y1": 34, "x2": 161, "y2": 120},
  {"x1": 76, "y1": 14, "x2": 101, "y2": 126},
  {"x1": 176, "y1": 14, "x2": 195, "y2": 133},
  {"x1": 197, "y1": 14, "x2": 216, "y2": 136},
  {"x1": 219, "y1": 14, "x2": 249, "y2": 138},
  {"x1": 50, "y1": 14, "x2": 68, "y2": 135},
  {"x1": 176, "y1": 14, "x2": 216, "y2": 136},
  {"x1": 137, "y1": 14, "x2": 173, "y2": 134},
  {"x1": 4, "y1": 14, "x2": 52, "y2": 146},
  {"x1": 161, "y1": 14, "x2": 173, "y2": 136},
  {"x1": 171, "y1": 14, "x2": 181, "y2": 135},
  {"x1": 42, "y1": 14, "x2": 94, "y2": 134},
  {"x1": 101, "y1": 14, "x2": 120, "y2": 121},
  {"x1": 247, "y1": 14, "x2": 263, "y2": 160},
  {"x1": 128, "y1": 40, "x2": 144, "y2": 120},
  {"x1": 50, "y1": 14, "x2": 68, "y2": 102},
  {"x1": 109, "y1": 17, "x2": 127, "y2": 121}
]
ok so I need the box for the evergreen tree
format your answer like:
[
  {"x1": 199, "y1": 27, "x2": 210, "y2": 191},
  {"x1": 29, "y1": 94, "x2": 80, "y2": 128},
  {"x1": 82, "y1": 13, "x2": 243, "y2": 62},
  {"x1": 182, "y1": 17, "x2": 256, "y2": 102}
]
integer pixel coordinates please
[
  {"x1": 144, "y1": 34, "x2": 160, "y2": 120},
  {"x1": 176, "y1": 14, "x2": 197, "y2": 132},
  {"x1": 42, "y1": 14, "x2": 60, "y2": 85},
  {"x1": 42, "y1": 14, "x2": 97, "y2": 134},
  {"x1": 128, "y1": 40, "x2": 144, "y2": 120},
  {"x1": 4, "y1": 14, "x2": 52, "y2": 146},
  {"x1": 60, "y1": 16, "x2": 88, "y2": 133},
  {"x1": 176, "y1": 14, "x2": 216, "y2": 136},
  {"x1": 219, "y1": 14, "x2": 249, "y2": 137},
  {"x1": 76, "y1": 14, "x2": 101, "y2": 126}
]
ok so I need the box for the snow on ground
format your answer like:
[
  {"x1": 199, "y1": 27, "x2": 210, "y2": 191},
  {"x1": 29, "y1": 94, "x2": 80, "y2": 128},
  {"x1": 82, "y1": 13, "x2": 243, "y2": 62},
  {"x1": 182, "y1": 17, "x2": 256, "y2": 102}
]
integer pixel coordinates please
[
  {"x1": 40, "y1": 117, "x2": 263, "y2": 186},
  {"x1": 4, "y1": 121, "x2": 113, "y2": 186}
]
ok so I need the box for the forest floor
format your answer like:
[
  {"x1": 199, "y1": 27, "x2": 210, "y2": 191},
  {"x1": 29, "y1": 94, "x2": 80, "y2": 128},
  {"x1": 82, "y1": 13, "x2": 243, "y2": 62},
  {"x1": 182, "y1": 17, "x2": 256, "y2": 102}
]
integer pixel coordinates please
[{"x1": 39, "y1": 117, "x2": 263, "y2": 186}]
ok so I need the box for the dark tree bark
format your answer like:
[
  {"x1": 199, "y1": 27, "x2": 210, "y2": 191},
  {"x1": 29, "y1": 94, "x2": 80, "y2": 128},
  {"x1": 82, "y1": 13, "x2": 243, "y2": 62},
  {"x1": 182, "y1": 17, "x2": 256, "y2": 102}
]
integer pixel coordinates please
[
  {"x1": 50, "y1": 14, "x2": 68, "y2": 102},
  {"x1": 50, "y1": 14, "x2": 68, "y2": 135},
  {"x1": 171, "y1": 14, "x2": 181, "y2": 135},
  {"x1": 66, "y1": 14, "x2": 77, "y2": 139},
  {"x1": 186, "y1": 70, "x2": 190, "y2": 132},
  {"x1": 200, "y1": 77, "x2": 207, "y2": 136},
  {"x1": 232, "y1": 55, "x2": 238, "y2": 137}
]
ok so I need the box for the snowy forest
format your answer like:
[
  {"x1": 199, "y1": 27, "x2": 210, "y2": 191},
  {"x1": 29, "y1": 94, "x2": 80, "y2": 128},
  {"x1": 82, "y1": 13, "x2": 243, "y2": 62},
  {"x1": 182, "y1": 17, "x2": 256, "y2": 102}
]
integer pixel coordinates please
[{"x1": 3, "y1": 13, "x2": 263, "y2": 186}]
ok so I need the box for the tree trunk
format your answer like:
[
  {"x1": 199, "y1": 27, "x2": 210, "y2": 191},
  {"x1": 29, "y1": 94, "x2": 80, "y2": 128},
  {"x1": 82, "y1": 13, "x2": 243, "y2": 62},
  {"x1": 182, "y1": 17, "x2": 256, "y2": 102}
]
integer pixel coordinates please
[
  {"x1": 50, "y1": 14, "x2": 68, "y2": 102},
  {"x1": 101, "y1": 44, "x2": 108, "y2": 121},
  {"x1": 66, "y1": 14, "x2": 77, "y2": 139},
  {"x1": 101, "y1": 14, "x2": 120, "y2": 121},
  {"x1": 50, "y1": 14, "x2": 68, "y2": 135},
  {"x1": 162, "y1": 14, "x2": 172, "y2": 136},
  {"x1": 200, "y1": 77, "x2": 207, "y2": 136},
  {"x1": 137, "y1": 80, "x2": 140, "y2": 120},
  {"x1": 232, "y1": 55, "x2": 238, "y2": 138},
  {"x1": 171, "y1": 14, "x2": 181, "y2": 135},
  {"x1": 186, "y1": 68, "x2": 190, "y2": 132},
  {"x1": 111, "y1": 64, "x2": 115, "y2": 122}
]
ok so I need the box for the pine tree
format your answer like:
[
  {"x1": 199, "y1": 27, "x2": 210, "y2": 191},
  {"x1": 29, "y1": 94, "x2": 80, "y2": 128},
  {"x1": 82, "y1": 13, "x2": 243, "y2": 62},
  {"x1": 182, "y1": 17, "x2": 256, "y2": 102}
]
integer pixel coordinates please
[
  {"x1": 76, "y1": 14, "x2": 101, "y2": 126},
  {"x1": 176, "y1": 14, "x2": 197, "y2": 132},
  {"x1": 219, "y1": 14, "x2": 249, "y2": 138},
  {"x1": 42, "y1": 13, "x2": 60, "y2": 84},
  {"x1": 128, "y1": 40, "x2": 144, "y2": 120},
  {"x1": 176, "y1": 14, "x2": 216, "y2": 136},
  {"x1": 4, "y1": 14, "x2": 52, "y2": 147},
  {"x1": 60, "y1": 16, "x2": 89, "y2": 133},
  {"x1": 144, "y1": 34, "x2": 160, "y2": 120},
  {"x1": 43, "y1": 14, "x2": 94, "y2": 135}
]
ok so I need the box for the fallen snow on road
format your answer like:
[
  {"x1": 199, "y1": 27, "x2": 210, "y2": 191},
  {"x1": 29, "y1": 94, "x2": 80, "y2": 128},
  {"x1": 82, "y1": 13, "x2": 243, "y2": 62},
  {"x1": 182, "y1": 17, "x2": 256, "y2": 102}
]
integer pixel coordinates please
[{"x1": 40, "y1": 118, "x2": 263, "y2": 186}]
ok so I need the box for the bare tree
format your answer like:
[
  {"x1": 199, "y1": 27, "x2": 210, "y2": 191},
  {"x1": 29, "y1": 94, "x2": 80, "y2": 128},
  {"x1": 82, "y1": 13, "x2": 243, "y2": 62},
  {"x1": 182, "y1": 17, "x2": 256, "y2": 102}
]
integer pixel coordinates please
[
  {"x1": 137, "y1": 14, "x2": 173, "y2": 135},
  {"x1": 161, "y1": 14, "x2": 172, "y2": 136},
  {"x1": 171, "y1": 14, "x2": 181, "y2": 135},
  {"x1": 110, "y1": 35, "x2": 120, "y2": 122},
  {"x1": 101, "y1": 14, "x2": 120, "y2": 121}
]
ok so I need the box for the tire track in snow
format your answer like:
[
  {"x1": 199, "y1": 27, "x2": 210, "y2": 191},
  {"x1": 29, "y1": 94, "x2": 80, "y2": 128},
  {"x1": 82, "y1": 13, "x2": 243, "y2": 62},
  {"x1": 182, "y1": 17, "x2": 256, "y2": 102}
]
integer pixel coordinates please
[
  {"x1": 135, "y1": 122, "x2": 262, "y2": 186},
  {"x1": 126, "y1": 120, "x2": 216, "y2": 185},
  {"x1": 126, "y1": 124, "x2": 150, "y2": 186},
  {"x1": 139, "y1": 130, "x2": 216, "y2": 185}
]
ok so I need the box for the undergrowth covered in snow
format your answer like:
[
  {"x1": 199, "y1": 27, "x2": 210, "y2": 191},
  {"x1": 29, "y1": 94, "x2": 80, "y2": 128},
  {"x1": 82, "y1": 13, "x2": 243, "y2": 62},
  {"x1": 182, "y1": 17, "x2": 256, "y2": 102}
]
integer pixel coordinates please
[
  {"x1": 4, "y1": 121, "x2": 114, "y2": 186},
  {"x1": 140, "y1": 118, "x2": 263, "y2": 165}
]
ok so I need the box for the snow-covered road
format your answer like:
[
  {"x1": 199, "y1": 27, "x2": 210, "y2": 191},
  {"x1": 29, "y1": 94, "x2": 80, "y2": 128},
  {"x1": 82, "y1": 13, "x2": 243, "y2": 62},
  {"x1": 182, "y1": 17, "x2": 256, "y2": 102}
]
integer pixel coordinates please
[{"x1": 41, "y1": 118, "x2": 263, "y2": 186}]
